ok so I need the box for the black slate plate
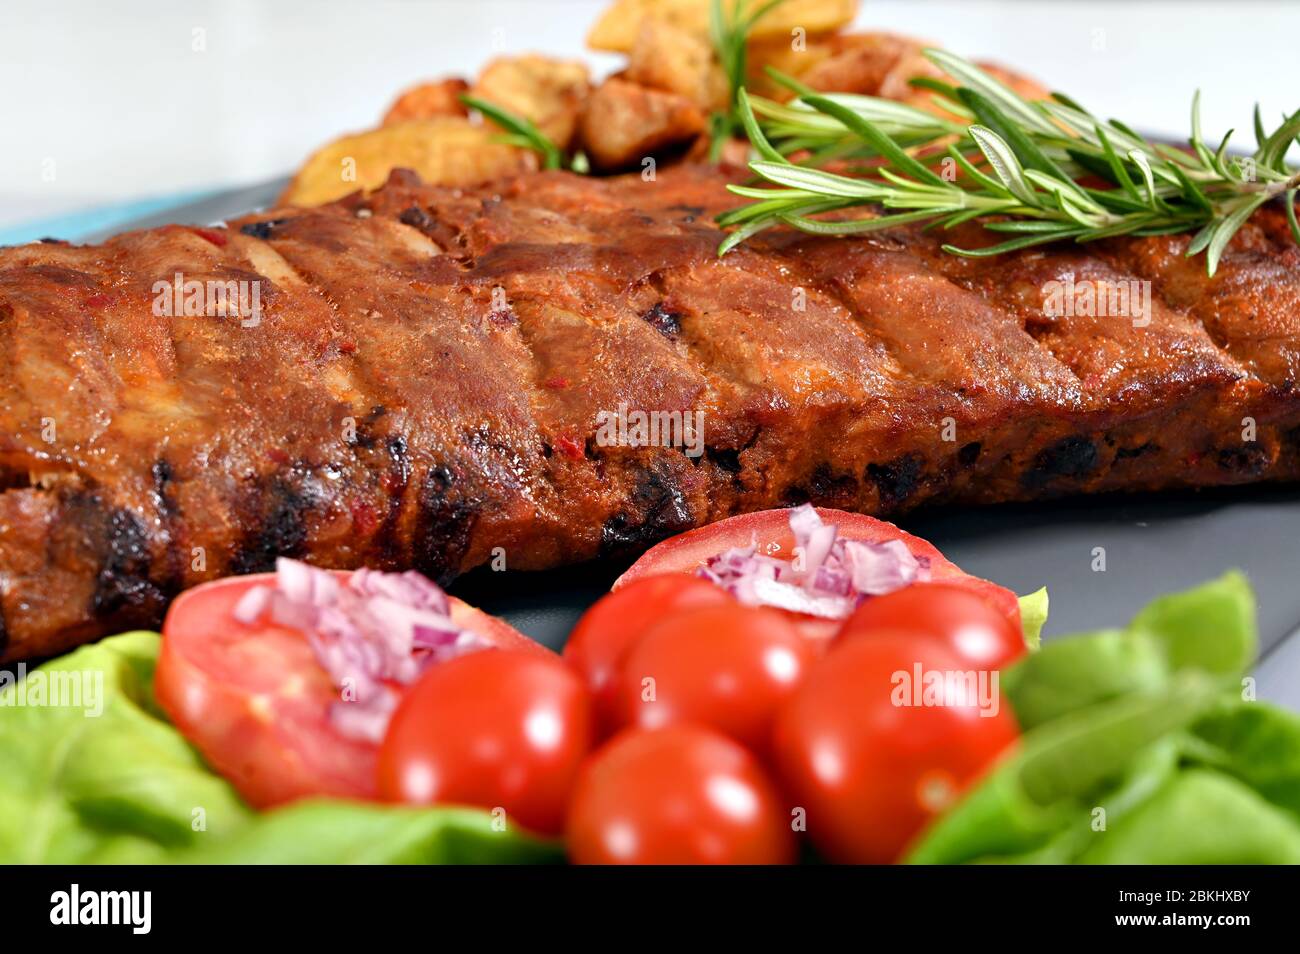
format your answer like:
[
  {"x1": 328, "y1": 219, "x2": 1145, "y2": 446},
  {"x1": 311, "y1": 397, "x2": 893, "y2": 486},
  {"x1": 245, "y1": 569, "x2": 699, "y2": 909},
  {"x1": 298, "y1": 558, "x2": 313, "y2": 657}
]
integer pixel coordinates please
[{"x1": 66, "y1": 176, "x2": 1300, "y2": 708}]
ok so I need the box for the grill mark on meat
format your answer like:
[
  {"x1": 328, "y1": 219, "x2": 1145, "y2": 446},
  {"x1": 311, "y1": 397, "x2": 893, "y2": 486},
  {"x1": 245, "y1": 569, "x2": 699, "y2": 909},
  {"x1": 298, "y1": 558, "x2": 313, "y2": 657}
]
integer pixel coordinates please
[
  {"x1": 631, "y1": 275, "x2": 757, "y2": 472},
  {"x1": 229, "y1": 472, "x2": 314, "y2": 574},
  {"x1": 86, "y1": 500, "x2": 169, "y2": 629},
  {"x1": 398, "y1": 205, "x2": 436, "y2": 233},
  {"x1": 799, "y1": 242, "x2": 1081, "y2": 408},
  {"x1": 1217, "y1": 443, "x2": 1272, "y2": 477},
  {"x1": 641, "y1": 301, "x2": 682, "y2": 338},
  {"x1": 251, "y1": 241, "x2": 415, "y2": 424},
  {"x1": 1024, "y1": 436, "x2": 1100, "y2": 489},
  {"x1": 790, "y1": 462, "x2": 860, "y2": 509},
  {"x1": 915, "y1": 230, "x2": 1269, "y2": 493},
  {"x1": 706, "y1": 445, "x2": 742, "y2": 474},
  {"x1": 867, "y1": 454, "x2": 925, "y2": 508},
  {"x1": 1096, "y1": 227, "x2": 1300, "y2": 387},
  {"x1": 278, "y1": 201, "x2": 574, "y2": 576},
  {"x1": 150, "y1": 458, "x2": 185, "y2": 595},
  {"x1": 345, "y1": 405, "x2": 388, "y2": 450},
  {"x1": 413, "y1": 464, "x2": 477, "y2": 583},
  {"x1": 650, "y1": 259, "x2": 889, "y2": 492},
  {"x1": 239, "y1": 218, "x2": 288, "y2": 240},
  {"x1": 600, "y1": 459, "x2": 696, "y2": 556},
  {"x1": 1116, "y1": 441, "x2": 1158, "y2": 461}
]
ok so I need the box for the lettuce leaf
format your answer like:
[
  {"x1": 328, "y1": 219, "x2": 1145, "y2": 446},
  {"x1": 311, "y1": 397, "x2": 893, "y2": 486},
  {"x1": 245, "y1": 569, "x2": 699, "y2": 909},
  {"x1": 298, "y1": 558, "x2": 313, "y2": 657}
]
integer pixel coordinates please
[
  {"x1": 179, "y1": 799, "x2": 560, "y2": 864},
  {"x1": 0, "y1": 632, "x2": 560, "y2": 865},
  {"x1": 1018, "y1": 587, "x2": 1049, "y2": 650},
  {"x1": 908, "y1": 572, "x2": 1300, "y2": 864}
]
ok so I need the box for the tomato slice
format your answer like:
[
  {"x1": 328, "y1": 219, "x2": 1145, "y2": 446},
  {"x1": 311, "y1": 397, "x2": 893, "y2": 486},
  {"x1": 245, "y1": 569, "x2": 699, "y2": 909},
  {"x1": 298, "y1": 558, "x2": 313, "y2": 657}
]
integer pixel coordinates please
[
  {"x1": 615, "y1": 507, "x2": 1021, "y2": 630},
  {"x1": 154, "y1": 571, "x2": 548, "y2": 810}
]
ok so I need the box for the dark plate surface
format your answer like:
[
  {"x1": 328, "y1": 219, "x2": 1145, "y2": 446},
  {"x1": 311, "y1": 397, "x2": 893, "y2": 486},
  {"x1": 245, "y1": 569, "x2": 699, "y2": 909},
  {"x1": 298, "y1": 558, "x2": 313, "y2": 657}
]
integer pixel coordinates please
[{"x1": 67, "y1": 177, "x2": 1300, "y2": 708}]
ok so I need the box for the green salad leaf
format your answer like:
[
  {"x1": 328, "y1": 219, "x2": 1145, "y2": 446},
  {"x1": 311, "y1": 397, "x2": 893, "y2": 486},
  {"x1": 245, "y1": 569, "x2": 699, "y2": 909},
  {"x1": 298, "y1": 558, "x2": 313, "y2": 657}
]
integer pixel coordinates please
[
  {"x1": 179, "y1": 800, "x2": 561, "y2": 865},
  {"x1": 905, "y1": 674, "x2": 1224, "y2": 864},
  {"x1": 0, "y1": 633, "x2": 561, "y2": 865},
  {"x1": 1189, "y1": 700, "x2": 1300, "y2": 818},
  {"x1": 1001, "y1": 628, "x2": 1168, "y2": 730},
  {"x1": 1017, "y1": 587, "x2": 1049, "y2": 650},
  {"x1": 906, "y1": 572, "x2": 1300, "y2": 864},
  {"x1": 1074, "y1": 770, "x2": 1300, "y2": 864},
  {"x1": 0, "y1": 632, "x2": 250, "y2": 863},
  {"x1": 1128, "y1": 570, "x2": 1257, "y2": 678}
]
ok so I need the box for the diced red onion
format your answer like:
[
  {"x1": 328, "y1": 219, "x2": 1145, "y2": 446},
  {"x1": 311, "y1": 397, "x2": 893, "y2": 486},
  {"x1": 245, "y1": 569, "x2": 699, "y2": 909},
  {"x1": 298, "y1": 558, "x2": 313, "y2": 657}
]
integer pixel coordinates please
[
  {"x1": 232, "y1": 558, "x2": 487, "y2": 742},
  {"x1": 747, "y1": 576, "x2": 855, "y2": 619},
  {"x1": 232, "y1": 585, "x2": 271, "y2": 624},
  {"x1": 698, "y1": 504, "x2": 929, "y2": 618},
  {"x1": 841, "y1": 538, "x2": 924, "y2": 595},
  {"x1": 327, "y1": 693, "x2": 399, "y2": 745}
]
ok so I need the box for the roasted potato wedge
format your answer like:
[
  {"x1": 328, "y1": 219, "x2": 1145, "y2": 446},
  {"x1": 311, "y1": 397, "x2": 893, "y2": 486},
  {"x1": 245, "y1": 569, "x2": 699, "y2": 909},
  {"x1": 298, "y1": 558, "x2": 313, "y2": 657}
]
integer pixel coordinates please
[
  {"x1": 578, "y1": 77, "x2": 706, "y2": 171},
  {"x1": 797, "y1": 32, "x2": 939, "y2": 100},
  {"x1": 588, "y1": 0, "x2": 858, "y2": 53},
  {"x1": 469, "y1": 55, "x2": 590, "y2": 149},
  {"x1": 793, "y1": 33, "x2": 1048, "y2": 107},
  {"x1": 280, "y1": 118, "x2": 537, "y2": 207},
  {"x1": 626, "y1": 19, "x2": 728, "y2": 112},
  {"x1": 382, "y1": 78, "x2": 470, "y2": 125},
  {"x1": 745, "y1": 33, "x2": 835, "y2": 97}
]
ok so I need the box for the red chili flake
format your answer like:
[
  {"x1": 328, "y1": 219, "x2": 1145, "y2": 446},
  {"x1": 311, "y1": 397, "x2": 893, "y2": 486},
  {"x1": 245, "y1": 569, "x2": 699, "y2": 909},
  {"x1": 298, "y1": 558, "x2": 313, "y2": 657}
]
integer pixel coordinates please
[
  {"x1": 337, "y1": 339, "x2": 357, "y2": 354},
  {"x1": 267, "y1": 448, "x2": 291, "y2": 465},
  {"x1": 191, "y1": 227, "x2": 228, "y2": 247},
  {"x1": 350, "y1": 499, "x2": 379, "y2": 536},
  {"x1": 544, "y1": 376, "x2": 569, "y2": 390},
  {"x1": 84, "y1": 293, "x2": 113, "y2": 308},
  {"x1": 555, "y1": 436, "x2": 585, "y2": 460}
]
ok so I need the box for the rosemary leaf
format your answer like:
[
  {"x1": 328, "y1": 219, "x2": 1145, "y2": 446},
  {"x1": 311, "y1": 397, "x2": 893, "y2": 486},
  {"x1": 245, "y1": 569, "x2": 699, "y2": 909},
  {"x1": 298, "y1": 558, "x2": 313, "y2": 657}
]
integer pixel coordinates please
[
  {"x1": 716, "y1": 49, "x2": 1299, "y2": 275},
  {"x1": 460, "y1": 94, "x2": 564, "y2": 170}
]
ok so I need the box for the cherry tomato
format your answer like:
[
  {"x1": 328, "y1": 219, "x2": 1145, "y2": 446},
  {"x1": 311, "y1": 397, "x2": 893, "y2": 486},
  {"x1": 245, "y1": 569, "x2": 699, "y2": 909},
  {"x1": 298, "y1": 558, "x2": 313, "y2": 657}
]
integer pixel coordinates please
[
  {"x1": 566, "y1": 726, "x2": 795, "y2": 865},
  {"x1": 836, "y1": 582, "x2": 1026, "y2": 670},
  {"x1": 564, "y1": 575, "x2": 733, "y2": 733},
  {"x1": 614, "y1": 605, "x2": 815, "y2": 753},
  {"x1": 155, "y1": 571, "x2": 546, "y2": 809},
  {"x1": 772, "y1": 634, "x2": 1019, "y2": 863},
  {"x1": 615, "y1": 507, "x2": 1021, "y2": 633},
  {"x1": 377, "y1": 649, "x2": 592, "y2": 835}
]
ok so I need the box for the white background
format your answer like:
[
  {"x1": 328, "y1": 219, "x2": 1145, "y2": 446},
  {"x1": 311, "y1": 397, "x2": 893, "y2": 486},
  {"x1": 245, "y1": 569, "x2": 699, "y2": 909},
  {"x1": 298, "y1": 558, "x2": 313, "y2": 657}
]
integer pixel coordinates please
[{"x1": 1, "y1": 0, "x2": 1297, "y2": 229}]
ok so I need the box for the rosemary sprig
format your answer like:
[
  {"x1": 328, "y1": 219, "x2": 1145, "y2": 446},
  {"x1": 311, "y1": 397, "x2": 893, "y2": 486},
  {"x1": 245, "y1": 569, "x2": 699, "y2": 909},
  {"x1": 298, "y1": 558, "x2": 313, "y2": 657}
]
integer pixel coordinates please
[
  {"x1": 707, "y1": 0, "x2": 791, "y2": 162},
  {"x1": 460, "y1": 93, "x2": 566, "y2": 170},
  {"x1": 718, "y1": 50, "x2": 1300, "y2": 274}
]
